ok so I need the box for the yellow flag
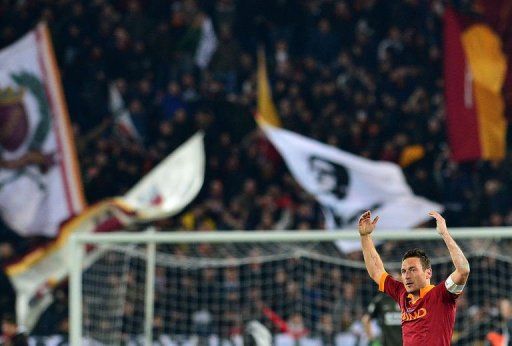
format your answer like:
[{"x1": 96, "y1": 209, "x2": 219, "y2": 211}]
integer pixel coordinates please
[
  {"x1": 399, "y1": 145, "x2": 425, "y2": 168},
  {"x1": 462, "y1": 24, "x2": 507, "y2": 160},
  {"x1": 257, "y1": 47, "x2": 281, "y2": 127},
  {"x1": 462, "y1": 24, "x2": 506, "y2": 93}
]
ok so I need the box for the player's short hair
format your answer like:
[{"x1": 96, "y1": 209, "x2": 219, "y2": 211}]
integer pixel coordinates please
[{"x1": 402, "y1": 248, "x2": 431, "y2": 270}]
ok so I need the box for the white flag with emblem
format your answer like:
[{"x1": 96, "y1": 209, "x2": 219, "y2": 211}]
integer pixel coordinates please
[
  {"x1": 0, "y1": 23, "x2": 85, "y2": 237},
  {"x1": 262, "y1": 124, "x2": 443, "y2": 252}
]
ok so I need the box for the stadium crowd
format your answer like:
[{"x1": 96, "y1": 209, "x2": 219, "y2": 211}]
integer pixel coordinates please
[{"x1": 1, "y1": 0, "x2": 512, "y2": 345}]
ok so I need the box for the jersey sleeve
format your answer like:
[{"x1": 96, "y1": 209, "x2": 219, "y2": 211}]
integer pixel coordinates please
[
  {"x1": 438, "y1": 280, "x2": 461, "y2": 303},
  {"x1": 378, "y1": 272, "x2": 405, "y2": 303}
]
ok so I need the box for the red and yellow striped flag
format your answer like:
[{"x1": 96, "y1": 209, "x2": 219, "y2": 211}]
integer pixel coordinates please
[{"x1": 444, "y1": 7, "x2": 507, "y2": 162}]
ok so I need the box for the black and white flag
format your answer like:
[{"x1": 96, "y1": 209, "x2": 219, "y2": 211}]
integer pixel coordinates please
[{"x1": 262, "y1": 125, "x2": 443, "y2": 252}]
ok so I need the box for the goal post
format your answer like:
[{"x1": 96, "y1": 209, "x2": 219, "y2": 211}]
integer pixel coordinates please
[{"x1": 69, "y1": 227, "x2": 512, "y2": 346}]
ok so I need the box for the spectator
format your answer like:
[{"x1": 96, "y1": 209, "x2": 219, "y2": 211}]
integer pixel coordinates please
[
  {"x1": 1, "y1": 314, "x2": 28, "y2": 346},
  {"x1": 362, "y1": 292, "x2": 402, "y2": 346}
]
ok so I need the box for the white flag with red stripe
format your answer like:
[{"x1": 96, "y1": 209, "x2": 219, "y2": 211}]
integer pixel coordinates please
[{"x1": 116, "y1": 131, "x2": 205, "y2": 219}]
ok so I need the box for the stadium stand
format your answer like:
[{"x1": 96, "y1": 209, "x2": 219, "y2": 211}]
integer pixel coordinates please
[{"x1": 1, "y1": 0, "x2": 512, "y2": 344}]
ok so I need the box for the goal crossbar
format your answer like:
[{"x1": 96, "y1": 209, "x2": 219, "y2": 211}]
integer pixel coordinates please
[{"x1": 72, "y1": 227, "x2": 512, "y2": 244}]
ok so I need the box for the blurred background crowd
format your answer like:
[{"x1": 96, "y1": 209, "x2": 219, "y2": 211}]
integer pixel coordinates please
[{"x1": 1, "y1": 0, "x2": 512, "y2": 344}]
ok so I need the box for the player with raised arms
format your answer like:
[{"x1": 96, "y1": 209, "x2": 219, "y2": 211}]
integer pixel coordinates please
[{"x1": 358, "y1": 210, "x2": 470, "y2": 345}]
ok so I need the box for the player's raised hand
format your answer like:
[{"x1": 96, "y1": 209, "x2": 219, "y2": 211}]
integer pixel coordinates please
[
  {"x1": 429, "y1": 211, "x2": 448, "y2": 235},
  {"x1": 358, "y1": 210, "x2": 379, "y2": 236}
]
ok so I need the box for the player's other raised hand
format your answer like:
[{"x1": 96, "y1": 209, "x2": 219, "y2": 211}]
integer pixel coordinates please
[
  {"x1": 358, "y1": 210, "x2": 379, "y2": 236},
  {"x1": 429, "y1": 211, "x2": 448, "y2": 235}
]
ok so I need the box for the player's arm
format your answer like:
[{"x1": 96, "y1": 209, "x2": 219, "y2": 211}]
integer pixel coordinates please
[
  {"x1": 359, "y1": 211, "x2": 385, "y2": 284},
  {"x1": 429, "y1": 211, "x2": 470, "y2": 288}
]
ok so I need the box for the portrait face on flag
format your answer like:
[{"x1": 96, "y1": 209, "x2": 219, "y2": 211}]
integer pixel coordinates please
[{"x1": 308, "y1": 155, "x2": 350, "y2": 200}]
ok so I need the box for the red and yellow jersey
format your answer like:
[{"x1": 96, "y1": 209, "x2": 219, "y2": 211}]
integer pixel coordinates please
[{"x1": 378, "y1": 272, "x2": 460, "y2": 346}]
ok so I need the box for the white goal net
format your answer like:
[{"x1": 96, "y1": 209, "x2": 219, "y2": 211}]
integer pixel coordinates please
[{"x1": 70, "y1": 229, "x2": 512, "y2": 346}]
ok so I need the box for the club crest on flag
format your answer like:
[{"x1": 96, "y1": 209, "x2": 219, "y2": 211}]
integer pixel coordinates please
[
  {"x1": 1, "y1": 73, "x2": 52, "y2": 154},
  {"x1": 0, "y1": 73, "x2": 54, "y2": 188},
  {"x1": 0, "y1": 86, "x2": 29, "y2": 152}
]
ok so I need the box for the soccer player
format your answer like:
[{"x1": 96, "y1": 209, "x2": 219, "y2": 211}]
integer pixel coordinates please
[
  {"x1": 358, "y1": 210, "x2": 470, "y2": 345},
  {"x1": 362, "y1": 290, "x2": 403, "y2": 346}
]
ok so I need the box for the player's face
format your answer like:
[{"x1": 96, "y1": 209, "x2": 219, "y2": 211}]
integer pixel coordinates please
[{"x1": 401, "y1": 257, "x2": 432, "y2": 294}]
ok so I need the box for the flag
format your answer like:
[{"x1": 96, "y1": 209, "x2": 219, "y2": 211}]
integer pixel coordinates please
[
  {"x1": 0, "y1": 23, "x2": 85, "y2": 237},
  {"x1": 399, "y1": 145, "x2": 425, "y2": 168},
  {"x1": 444, "y1": 7, "x2": 507, "y2": 162},
  {"x1": 114, "y1": 131, "x2": 206, "y2": 220},
  {"x1": 256, "y1": 48, "x2": 281, "y2": 127},
  {"x1": 109, "y1": 81, "x2": 141, "y2": 142},
  {"x1": 5, "y1": 201, "x2": 112, "y2": 330},
  {"x1": 6, "y1": 132, "x2": 205, "y2": 329},
  {"x1": 262, "y1": 124, "x2": 443, "y2": 252},
  {"x1": 195, "y1": 14, "x2": 218, "y2": 70}
]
